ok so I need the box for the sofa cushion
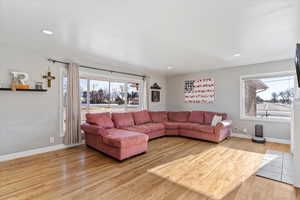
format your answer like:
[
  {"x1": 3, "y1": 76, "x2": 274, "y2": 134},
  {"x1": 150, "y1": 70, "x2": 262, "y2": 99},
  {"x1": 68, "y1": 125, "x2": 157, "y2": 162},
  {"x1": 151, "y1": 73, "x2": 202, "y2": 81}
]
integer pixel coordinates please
[
  {"x1": 204, "y1": 112, "x2": 228, "y2": 125},
  {"x1": 179, "y1": 123, "x2": 214, "y2": 134},
  {"x1": 191, "y1": 124, "x2": 215, "y2": 134},
  {"x1": 124, "y1": 123, "x2": 165, "y2": 134},
  {"x1": 179, "y1": 122, "x2": 201, "y2": 130},
  {"x1": 180, "y1": 129, "x2": 217, "y2": 142},
  {"x1": 112, "y1": 113, "x2": 135, "y2": 128},
  {"x1": 164, "y1": 122, "x2": 186, "y2": 129},
  {"x1": 81, "y1": 123, "x2": 110, "y2": 136},
  {"x1": 103, "y1": 128, "x2": 148, "y2": 148},
  {"x1": 132, "y1": 110, "x2": 152, "y2": 125},
  {"x1": 168, "y1": 111, "x2": 190, "y2": 122},
  {"x1": 149, "y1": 111, "x2": 168, "y2": 123},
  {"x1": 86, "y1": 112, "x2": 114, "y2": 128},
  {"x1": 188, "y1": 111, "x2": 205, "y2": 124},
  {"x1": 165, "y1": 129, "x2": 179, "y2": 135}
]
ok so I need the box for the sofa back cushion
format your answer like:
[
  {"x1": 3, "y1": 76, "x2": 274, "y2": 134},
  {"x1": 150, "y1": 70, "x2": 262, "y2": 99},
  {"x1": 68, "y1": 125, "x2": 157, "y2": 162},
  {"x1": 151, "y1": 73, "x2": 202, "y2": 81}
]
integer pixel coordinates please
[
  {"x1": 204, "y1": 112, "x2": 227, "y2": 125},
  {"x1": 168, "y1": 111, "x2": 190, "y2": 122},
  {"x1": 86, "y1": 112, "x2": 114, "y2": 128},
  {"x1": 112, "y1": 112, "x2": 135, "y2": 128},
  {"x1": 149, "y1": 111, "x2": 168, "y2": 123},
  {"x1": 189, "y1": 111, "x2": 205, "y2": 124},
  {"x1": 132, "y1": 110, "x2": 152, "y2": 125}
]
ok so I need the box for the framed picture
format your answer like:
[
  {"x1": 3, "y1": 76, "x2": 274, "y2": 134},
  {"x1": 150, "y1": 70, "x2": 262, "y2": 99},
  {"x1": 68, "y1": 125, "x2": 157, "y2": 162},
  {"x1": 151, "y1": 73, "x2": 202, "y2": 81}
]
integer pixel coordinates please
[
  {"x1": 151, "y1": 90, "x2": 160, "y2": 102},
  {"x1": 184, "y1": 78, "x2": 215, "y2": 104}
]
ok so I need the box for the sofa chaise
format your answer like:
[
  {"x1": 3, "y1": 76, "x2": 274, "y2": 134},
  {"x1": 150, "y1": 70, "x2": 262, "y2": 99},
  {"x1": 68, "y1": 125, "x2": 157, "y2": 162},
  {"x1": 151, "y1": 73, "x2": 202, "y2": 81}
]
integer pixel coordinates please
[{"x1": 81, "y1": 110, "x2": 232, "y2": 161}]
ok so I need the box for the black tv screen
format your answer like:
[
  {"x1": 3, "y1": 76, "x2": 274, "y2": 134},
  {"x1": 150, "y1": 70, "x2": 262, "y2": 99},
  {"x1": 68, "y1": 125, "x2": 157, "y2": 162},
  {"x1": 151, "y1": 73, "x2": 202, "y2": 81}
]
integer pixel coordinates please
[{"x1": 296, "y1": 43, "x2": 300, "y2": 88}]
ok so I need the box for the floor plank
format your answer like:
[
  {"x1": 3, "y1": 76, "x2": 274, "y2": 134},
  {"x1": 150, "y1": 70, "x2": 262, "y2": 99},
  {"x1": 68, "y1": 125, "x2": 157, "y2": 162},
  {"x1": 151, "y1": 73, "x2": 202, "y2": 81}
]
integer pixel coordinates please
[{"x1": 0, "y1": 137, "x2": 297, "y2": 200}]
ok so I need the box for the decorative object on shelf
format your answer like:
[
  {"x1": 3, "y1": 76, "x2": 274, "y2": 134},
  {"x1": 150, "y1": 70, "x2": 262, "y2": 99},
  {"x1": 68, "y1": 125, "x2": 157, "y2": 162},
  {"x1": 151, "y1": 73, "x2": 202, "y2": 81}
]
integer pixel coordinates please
[
  {"x1": 11, "y1": 72, "x2": 30, "y2": 91},
  {"x1": 35, "y1": 82, "x2": 44, "y2": 90},
  {"x1": 150, "y1": 83, "x2": 161, "y2": 90},
  {"x1": 43, "y1": 67, "x2": 56, "y2": 88},
  {"x1": 184, "y1": 78, "x2": 215, "y2": 104},
  {"x1": 151, "y1": 90, "x2": 160, "y2": 102}
]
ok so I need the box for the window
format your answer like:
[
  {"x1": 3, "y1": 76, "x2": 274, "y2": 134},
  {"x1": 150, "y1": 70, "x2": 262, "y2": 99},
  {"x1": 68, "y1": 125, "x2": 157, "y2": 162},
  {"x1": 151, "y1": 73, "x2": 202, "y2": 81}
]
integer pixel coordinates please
[
  {"x1": 59, "y1": 68, "x2": 68, "y2": 137},
  {"x1": 241, "y1": 72, "x2": 295, "y2": 122},
  {"x1": 127, "y1": 82, "x2": 140, "y2": 105},
  {"x1": 89, "y1": 80, "x2": 109, "y2": 105},
  {"x1": 110, "y1": 82, "x2": 126, "y2": 105},
  {"x1": 79, "y1": 75, "x2": 143, "y2": 123},
  {"x1": 80, "y1": 78, "x2": 89, "y2": 123},
  {"x1": 60, "y1": 70, "x2": 145, "y2": 134}
]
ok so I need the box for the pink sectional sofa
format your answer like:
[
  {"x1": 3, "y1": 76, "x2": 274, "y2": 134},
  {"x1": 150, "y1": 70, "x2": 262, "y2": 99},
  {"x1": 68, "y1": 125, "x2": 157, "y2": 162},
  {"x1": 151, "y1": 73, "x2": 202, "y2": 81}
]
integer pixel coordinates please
[{"x1": 81, "y1": 110, "x2": 232, "y2": 161}]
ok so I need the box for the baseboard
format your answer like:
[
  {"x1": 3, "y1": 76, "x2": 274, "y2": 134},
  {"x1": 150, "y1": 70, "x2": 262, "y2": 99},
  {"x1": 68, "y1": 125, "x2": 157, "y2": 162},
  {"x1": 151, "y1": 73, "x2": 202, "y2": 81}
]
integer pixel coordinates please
[
  {"x1": 231, "y1": 133, "x2": 251, "y2": 139},
  {"x1": 0, "y1": 142, "x2": 84, "y2": 162},
  {"x1": 231, "y1": 133, "x2": 290, "y2": 144}
]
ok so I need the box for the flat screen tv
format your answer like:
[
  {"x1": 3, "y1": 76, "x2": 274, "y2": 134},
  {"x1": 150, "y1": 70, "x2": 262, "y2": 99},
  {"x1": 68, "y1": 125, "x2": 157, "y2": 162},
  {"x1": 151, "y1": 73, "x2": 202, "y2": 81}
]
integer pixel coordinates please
[{"x1": 296, "y1": 43, "x2": 300, "y2": 87}]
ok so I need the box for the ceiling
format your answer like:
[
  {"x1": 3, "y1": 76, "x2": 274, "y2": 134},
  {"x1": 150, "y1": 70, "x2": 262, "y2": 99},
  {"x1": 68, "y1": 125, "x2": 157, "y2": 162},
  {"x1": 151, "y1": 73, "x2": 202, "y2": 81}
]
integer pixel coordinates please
[{"x1": 0, "y1": 0, "x2": 299, "y2": 75}]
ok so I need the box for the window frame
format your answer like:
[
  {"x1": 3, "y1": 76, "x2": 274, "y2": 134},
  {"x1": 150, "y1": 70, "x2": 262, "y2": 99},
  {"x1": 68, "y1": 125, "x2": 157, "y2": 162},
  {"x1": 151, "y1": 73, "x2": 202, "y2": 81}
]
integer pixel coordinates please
[
  {"x1": 59, "y1": 67, "x2": 67, "y2": 137},
  {"x1": 60, "y1": 69, "x2": 145, "y2": 137},
  {"x1": 79, "y1": 71, "x2": 144, "y2": 111},
  {"x1": 240, "y1": 71, "x2": 296, "y2": 123}
]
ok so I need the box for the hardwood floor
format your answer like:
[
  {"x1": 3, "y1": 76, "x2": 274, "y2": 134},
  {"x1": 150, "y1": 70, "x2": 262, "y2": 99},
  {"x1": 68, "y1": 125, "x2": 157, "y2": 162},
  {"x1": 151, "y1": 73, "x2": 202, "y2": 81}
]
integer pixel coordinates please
[{"x1": 0, "y1": 137, "x2": 299, "y2": 200}]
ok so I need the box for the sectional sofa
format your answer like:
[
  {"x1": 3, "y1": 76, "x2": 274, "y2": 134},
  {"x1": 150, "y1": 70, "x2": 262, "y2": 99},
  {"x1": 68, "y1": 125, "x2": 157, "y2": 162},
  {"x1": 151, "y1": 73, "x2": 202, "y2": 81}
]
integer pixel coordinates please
[{"x1": 81, "y1": 110, "x2": 232, "y2": 161}]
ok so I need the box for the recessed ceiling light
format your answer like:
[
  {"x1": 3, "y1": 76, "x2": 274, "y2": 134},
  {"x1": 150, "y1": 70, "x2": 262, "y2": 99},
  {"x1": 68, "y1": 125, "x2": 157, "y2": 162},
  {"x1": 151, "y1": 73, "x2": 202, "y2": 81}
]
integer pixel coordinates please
[
  {"x1": 167, "y1": 66, "x2": 173, "y2": 70},
  {"x1": 42, "y1": 29, "x2": 53, "y2": 35},
  {"x1": 233, "y1": 53, "x2": 241, "y2": 57}
]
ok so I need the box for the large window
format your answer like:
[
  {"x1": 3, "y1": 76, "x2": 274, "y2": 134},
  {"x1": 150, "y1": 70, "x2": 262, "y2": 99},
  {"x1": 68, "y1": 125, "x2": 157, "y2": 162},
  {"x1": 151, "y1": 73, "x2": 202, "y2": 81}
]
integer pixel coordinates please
[
  {"x1": 60, "y1": 70, "x2": 144, "y2": 136},
  {"x1": 80, "y1": 76, "x2": 143, "y2": 123},
  {"x1": 241, "y1": 72, "x2": 295, "y2": 121}
]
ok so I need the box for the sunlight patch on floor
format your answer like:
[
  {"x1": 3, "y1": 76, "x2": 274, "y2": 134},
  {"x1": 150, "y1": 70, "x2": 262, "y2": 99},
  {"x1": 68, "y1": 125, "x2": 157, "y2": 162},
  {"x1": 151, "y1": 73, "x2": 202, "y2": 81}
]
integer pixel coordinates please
[{"x1": 148, "y1": 146, "x2": 264, "y2": 200}]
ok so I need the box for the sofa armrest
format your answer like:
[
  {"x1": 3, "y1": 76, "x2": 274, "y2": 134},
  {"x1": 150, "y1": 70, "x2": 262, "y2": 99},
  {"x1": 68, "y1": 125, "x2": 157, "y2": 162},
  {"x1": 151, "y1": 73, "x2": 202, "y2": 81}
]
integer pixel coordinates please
[
  {"x1": 81, "y1": 123, "x2": 109, "y2": 136},
  {"x1": 216, "y1": 120, "x2": 232, "y2": 129},
  {"x1": 214, "y1": 120, "x2": 232, "y2": 142}
]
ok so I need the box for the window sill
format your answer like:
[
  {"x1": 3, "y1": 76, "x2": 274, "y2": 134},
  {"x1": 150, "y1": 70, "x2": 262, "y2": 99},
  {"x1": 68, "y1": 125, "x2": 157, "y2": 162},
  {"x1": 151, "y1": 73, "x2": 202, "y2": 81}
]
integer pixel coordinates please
[
  {"x1": 81, "y1": 104, "x2": 139, "y2": 107},
  {"x1": 240, "y1": 116, "x2": 291, "y2": 123}
]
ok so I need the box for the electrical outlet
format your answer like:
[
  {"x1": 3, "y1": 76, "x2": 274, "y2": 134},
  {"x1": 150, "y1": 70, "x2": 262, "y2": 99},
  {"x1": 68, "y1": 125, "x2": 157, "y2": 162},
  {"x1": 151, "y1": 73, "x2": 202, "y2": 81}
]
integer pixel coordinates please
[
  {"x1": 243, "y1": 128, "x2": 248, "y2": 134},
  {"x1": 233, "y1": 127, "x2": 240, "y2": 132},
  {"x1": 50, "y1": 137, "x2": 55, "y2": 144}
]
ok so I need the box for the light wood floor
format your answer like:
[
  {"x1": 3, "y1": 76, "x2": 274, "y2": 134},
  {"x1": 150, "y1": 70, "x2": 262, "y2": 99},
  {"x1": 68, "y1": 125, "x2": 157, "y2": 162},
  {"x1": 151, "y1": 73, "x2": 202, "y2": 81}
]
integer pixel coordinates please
[{"x1": 0, "y1": 137, "x2": 299, "y2": 200}]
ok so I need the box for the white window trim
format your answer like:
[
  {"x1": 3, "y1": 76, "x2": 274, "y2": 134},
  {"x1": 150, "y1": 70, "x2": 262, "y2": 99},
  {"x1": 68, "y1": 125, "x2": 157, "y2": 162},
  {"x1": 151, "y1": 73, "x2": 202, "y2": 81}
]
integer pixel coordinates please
[{"x1": 240, "y1": 71, "x2": 295, "y2": 123}]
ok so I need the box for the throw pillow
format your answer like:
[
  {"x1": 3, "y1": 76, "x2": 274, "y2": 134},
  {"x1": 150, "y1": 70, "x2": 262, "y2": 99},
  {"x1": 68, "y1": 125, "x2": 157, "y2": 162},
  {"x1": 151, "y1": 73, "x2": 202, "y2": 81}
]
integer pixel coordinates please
[{"x1": 211, "y1": 115, "x2": 223, "y2": 126}]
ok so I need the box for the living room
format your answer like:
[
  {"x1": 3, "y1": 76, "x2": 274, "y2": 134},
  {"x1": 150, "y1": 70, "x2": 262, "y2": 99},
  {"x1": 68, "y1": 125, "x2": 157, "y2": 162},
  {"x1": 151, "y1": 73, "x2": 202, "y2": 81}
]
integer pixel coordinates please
[{"x1": 1, "y1": 1, "x2": 300, "y2": 200}]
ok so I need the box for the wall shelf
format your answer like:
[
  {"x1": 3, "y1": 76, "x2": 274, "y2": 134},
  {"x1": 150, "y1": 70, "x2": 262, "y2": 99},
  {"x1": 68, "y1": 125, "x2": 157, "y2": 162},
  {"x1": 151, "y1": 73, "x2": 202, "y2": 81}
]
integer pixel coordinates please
[{"x1": 0, "y1": 88, "x2": 47, "y2": 92}]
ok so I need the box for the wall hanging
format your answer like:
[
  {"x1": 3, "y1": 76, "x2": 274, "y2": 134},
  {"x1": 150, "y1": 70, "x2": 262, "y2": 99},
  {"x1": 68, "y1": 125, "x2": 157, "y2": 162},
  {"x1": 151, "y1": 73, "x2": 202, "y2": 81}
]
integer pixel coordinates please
[
  {"x1": 43, "y1": 67, "x2": 56, "y2": 88},
  {"x1": 151, "y1": 91, "x2": 160, "y2": 102},
  {"x1": 151, "y1": 83, "x2": 161, "y2": 103},
  {"x1": 184, "y1": 78, "x2": 215, "y2": 103},
  {"x1": 150, "y1": 83, "x2": 161, "y2": 90}
]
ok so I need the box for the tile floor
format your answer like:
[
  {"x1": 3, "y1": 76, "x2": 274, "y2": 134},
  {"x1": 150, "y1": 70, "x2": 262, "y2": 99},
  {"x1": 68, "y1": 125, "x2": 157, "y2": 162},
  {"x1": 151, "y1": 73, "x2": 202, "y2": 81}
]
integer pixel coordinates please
[{"x1": 256, "y1": 150, "x2": 294, "y2": 184}]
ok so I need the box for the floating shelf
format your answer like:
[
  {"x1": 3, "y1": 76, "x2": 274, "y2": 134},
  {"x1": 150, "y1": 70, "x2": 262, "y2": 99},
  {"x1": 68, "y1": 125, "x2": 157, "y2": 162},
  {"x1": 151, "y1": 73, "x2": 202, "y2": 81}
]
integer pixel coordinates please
[{"x1": 0, "y1": 88, "x2": 47, "y2": 92}]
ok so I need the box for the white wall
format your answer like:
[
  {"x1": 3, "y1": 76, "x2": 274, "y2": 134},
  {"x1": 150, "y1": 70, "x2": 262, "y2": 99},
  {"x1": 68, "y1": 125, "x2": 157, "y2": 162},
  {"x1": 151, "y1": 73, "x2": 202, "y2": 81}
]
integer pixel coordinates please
[
  {"x1": 0, "y1": 46, "x2": 64, "y2": 155},
  {"x1": 0, "y1": 46, "x2": 166, "y2": 155},
  {"x1": 166, "y1": 59, "x2": 295, "y2": 140},
  {"x1": 293, "y1": 96, "x2": 300, "y2": 187}
]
